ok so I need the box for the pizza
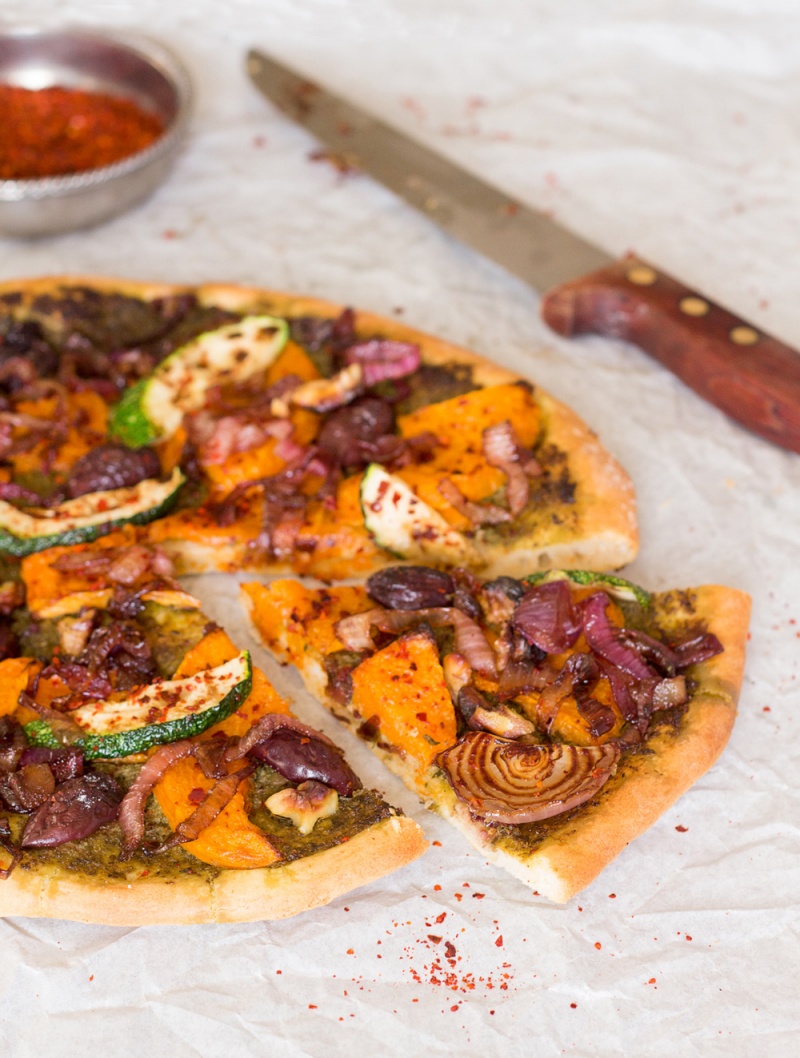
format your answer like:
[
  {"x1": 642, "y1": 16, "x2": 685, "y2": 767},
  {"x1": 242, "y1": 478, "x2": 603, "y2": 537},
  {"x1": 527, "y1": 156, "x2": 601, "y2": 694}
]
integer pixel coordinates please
[
  {"x1": 0, "y1": 274, "x2": 748, "y2": 915},
  {"x1": 242, "y1": 566, "x2": 750, "y2": 902},
  {"x1": 0, "y1": 531, "x2": 426, "y2": 924},
  {"x1": 0, "y1": 276, "x2": 638, "y2": 578}
]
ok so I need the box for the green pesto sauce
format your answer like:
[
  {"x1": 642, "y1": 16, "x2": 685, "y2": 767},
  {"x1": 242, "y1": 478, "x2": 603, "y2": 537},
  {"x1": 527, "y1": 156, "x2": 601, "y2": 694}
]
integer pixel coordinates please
[
  {"x1": 12, "y1": 763, "x2": 221, "y2": 882},
  {"x1": 24, "y1": 288, "x2": 239, "y2": 359},
  {"x1": 394, "y1": 361, "x2": 478, "y2": 414},
  {"x1": 138, "y1": 602, "x2": 210, "y2": 678},
  {"x1": 11, "y1": 470, "x2": 63, "y2": 502},
  {"x1": 12, "y1": 610, "x2": 59, "y2": 661},
  {"x1": 11, "y1": 601, "x2": 209, "y2": 676},
  {"x1": 11, "y1": 761, "x2": 393, "y2": 881},
  {"x1": 248, "y1": 766, "x2": 392, "y2": 862},
  {"x1": 478, "y1": 443, "x2": 578, "y2": 546}
]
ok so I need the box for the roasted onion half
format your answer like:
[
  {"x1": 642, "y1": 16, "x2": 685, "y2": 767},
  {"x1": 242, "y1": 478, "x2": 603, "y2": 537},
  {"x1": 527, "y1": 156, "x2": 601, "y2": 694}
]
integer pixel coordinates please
[{"x1": 437, "y1": 733, "x2": 620, "y2": 825}]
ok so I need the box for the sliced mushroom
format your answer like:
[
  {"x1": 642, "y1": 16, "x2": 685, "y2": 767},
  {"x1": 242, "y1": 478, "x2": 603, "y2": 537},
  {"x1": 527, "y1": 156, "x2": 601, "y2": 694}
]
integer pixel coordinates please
[
  {"x1": 56, "y1": 609, "x2": 96, "y2": 657},
  {"x1": 468, "y1": 703, "x2": 535, "y2": 740},
  {"x1": 291, "y1": 364, "x2": 364, "y2": 412},
  {"x1": 442, "y1": 653, "x2": 472, "y2": 704},
  {"x1": 265, "y1": 780, "x2": 339, "y2": 835}
]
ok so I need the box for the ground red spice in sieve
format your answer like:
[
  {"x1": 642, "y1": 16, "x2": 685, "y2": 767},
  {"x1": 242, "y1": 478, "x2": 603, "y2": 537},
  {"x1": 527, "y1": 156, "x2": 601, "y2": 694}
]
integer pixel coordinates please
[{"x1": 0, "y1": 85, "x2": 164, "y2": 179}]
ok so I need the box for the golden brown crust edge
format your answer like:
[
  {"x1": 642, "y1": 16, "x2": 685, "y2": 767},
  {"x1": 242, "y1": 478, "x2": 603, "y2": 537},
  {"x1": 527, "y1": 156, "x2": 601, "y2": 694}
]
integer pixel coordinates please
[
  {"x1": 0, "y1": 815, "x2": 427, "y2": 926},
  {"x1": 478, "y1": 390, "x2": 639, "y2": 576}
]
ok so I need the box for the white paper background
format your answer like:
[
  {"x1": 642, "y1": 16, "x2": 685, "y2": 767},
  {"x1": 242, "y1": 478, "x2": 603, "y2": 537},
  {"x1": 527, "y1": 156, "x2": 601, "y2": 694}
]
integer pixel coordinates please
[{"x1": 1, "y1": 2, "x2": 798, "y2": 1055}]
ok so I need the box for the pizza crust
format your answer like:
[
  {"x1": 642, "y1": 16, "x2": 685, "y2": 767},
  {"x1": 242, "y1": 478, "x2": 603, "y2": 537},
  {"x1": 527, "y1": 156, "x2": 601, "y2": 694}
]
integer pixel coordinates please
[
  {"x1": 0, "y1": 275, "x2": 638, "y2": 577},
  {"x1": 0, "y1": 814, "x2": 426, "y2": 925}
]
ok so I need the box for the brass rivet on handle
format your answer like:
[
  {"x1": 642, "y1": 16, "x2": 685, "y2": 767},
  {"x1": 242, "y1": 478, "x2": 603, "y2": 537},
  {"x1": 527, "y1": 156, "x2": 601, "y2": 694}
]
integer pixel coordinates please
[
  {"x1": 626, "y1": 265, "x2": 657, "y2": 286},
  {"x1": 679, "y1": 296, "x2": 710, "y2": 317},
  {"x1": 730, "y1": 325, "x2": 759, "y2": 345}
]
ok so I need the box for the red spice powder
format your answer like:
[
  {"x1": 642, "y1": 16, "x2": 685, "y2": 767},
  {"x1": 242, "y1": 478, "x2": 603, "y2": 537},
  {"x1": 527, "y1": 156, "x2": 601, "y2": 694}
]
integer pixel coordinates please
[{"x1": 0, "y1": 85, "x2": 164, "y2": 179}]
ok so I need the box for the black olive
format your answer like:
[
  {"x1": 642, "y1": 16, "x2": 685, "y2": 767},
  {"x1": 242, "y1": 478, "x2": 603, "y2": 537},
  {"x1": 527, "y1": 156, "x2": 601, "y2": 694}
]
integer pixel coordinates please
[
  {"x1": 21, "y1": 773, "x2": 123, "y2": 848},
  {"x1": 66, "y1": 444, "x2": 161, "y2": 498},
  {"x1": 250, "y1": 730, "x2": 361, "y2": 796},
  {"x1": 317, "y1": 397, "x2": 395, "y2": 466},
  {"x1": 367, "y1": 566, "x2": 454, "y2": 611}
]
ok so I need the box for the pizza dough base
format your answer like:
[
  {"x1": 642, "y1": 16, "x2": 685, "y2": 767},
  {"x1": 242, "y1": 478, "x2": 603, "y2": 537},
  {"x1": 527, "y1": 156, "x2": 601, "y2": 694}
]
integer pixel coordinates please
[
  {"x1": 243, "y1": 583, "x2": 750, "y2": 903},
  {"x1": 0, "y1": 814, "x2": 426, "y2": 926}
]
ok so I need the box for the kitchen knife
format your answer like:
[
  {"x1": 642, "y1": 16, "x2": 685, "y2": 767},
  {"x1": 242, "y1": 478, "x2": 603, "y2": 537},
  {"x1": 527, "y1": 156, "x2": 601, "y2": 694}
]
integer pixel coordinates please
[{"x1": 247, "y1": 48, "x2": 800, "y2": 453}]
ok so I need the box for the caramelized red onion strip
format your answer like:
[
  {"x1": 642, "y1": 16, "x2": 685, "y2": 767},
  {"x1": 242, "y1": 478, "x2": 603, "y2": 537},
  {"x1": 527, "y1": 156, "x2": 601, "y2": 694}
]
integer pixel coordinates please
[
  {"x1": 437, "y1": 733, "x2": 620, "y2": 824},
  {"x1": 437, "y1": 478, "x2": 511, "y2": 526},
  {"x1": 496, "y1": 657, "x2": 550, "y2": 700},
  {"x1": 512, "y1": 580, "x2": 582, "y2": 654},
  {"x1": 150, "y1": 762, "x2": 256, "y2": 854},
  {"x1": 17, "y1": 692, "x2": 85, "y2": 745},
  {"x1": 343, "y1": 339, "x2": 421, "y2": 386},
  {"x1": 581, "y1": 592, "x2": 654, "y2": 681},
  {"x1": 482, "y1": 421, "x2": 534, "y2": 517},
  {"x1": 673, "y1": 632, "x2": 723, "y2": 668},
  {"x1": 118, "y1": 740, "x2": 198, "y2": 856},
  {"x1": 334, "y1": 606, "x2": 497, "y2": 678}
]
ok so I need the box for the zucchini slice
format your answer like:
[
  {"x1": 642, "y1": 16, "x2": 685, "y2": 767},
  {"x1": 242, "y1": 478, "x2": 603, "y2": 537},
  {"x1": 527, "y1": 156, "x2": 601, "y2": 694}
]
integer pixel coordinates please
[
  {"x1": 110, "y1": 315, "x2": 289, "y2": 447},
  {"x1": 0, "y1": 468, "x2": 185, "y2": 558},
  {"x1": 524, "y1": 569, "x2": 652, "y2": 607},
  {"x1": 360, "y1": 463, "x2": 479, "y2": 567},
  {"x1": 26, "y1": 650, "x2": 253, "y2": 760}
]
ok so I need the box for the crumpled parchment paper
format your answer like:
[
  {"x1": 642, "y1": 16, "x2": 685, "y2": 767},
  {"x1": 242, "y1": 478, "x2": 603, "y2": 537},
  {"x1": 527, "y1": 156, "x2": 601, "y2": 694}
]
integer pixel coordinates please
[{"x1": 1, "y1": 2, "x2": 798, "y2": 1055}]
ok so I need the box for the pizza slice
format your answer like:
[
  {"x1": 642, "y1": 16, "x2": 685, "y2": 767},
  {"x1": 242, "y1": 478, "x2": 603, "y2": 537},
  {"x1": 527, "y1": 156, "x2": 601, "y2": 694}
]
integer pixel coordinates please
[
  {"x1": 0, "y1": 536, "x2": 426, "y2": 924},
  {"x1": 0, "y1": 277, "x2": 637, "y2": 577},
  {"x1": 242, "y1": 566, "x2": 750, "y2": 902}
]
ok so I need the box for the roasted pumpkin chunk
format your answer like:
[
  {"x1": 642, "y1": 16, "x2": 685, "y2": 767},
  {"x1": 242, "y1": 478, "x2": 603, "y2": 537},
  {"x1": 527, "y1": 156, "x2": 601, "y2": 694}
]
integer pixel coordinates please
[{"x1": 349, "y1": 629, "x2": 457, "y2": 772}]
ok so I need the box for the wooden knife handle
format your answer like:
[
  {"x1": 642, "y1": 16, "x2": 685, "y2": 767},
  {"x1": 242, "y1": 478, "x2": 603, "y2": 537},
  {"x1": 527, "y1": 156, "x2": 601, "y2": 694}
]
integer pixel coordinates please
[{"x1": 540, "y1": 255, "x2": 800, "y2": 453}]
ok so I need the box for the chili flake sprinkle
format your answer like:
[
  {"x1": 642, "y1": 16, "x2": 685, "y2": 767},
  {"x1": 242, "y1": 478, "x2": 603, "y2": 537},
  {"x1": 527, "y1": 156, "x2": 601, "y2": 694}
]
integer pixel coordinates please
[{"x1": 0, "y1": 85, "x2": 164, "y2": 180}]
